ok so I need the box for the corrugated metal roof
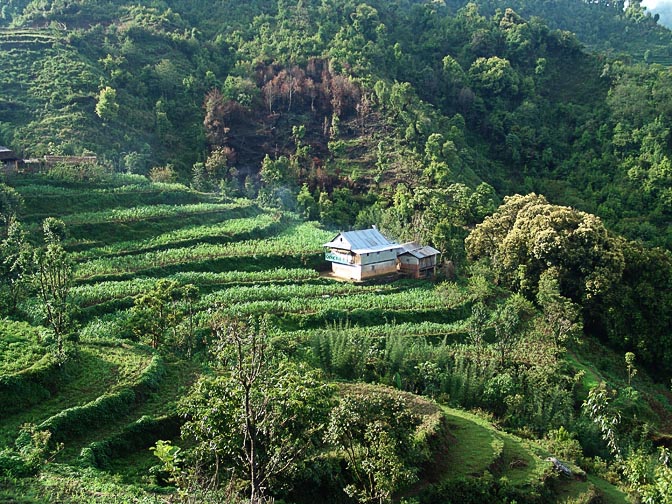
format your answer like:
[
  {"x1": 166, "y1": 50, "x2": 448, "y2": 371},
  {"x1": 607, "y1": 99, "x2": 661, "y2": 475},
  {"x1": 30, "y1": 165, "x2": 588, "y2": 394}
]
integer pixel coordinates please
[
  {"x1": 0, "y1": 146, "x2": 17, "y2": 161},
  {"x1": 324, "y1": 227, "x2": 400, "y2": 253},
  {"x1": 399, "y1": 242, "x2": 441, "y2": 259}
]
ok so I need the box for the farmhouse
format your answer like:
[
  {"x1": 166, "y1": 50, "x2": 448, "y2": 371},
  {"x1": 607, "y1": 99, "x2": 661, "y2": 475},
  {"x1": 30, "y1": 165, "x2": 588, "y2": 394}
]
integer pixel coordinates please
[
  {"x1": 397, "y1": 242, "x2": 441, "y2": 279},
  {"x1": 323, "y1": 227, "x2": 401, "y2": 281},
  {"x1": 0, "y1": 146, "x2": 19, "y2": 172}
]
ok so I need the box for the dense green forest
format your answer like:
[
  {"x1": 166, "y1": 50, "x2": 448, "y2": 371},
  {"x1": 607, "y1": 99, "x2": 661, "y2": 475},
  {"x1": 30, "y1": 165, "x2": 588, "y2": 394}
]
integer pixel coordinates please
[
  {"x1": 3, "y1": 0, "x2": 672, "y2": 502},
  {"x1": 3, "y1": 0, "x2": 672, "y2": 245}
]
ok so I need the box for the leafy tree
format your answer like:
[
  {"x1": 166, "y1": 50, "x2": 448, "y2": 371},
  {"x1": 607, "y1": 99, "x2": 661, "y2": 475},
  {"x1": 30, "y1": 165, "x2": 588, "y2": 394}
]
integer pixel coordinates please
[
  {"x1": 296, "y1": 183, "x2": 318, "y2": 220},
  {"x1": 0, "y1": 218, "x2": 32, "y2": 314},
  {"x1": 325, "y1": 388, "x2": 421, "y2": 503},
  {"x1": 205, "y1": 146, "x2": 234, "y2": 181},
  {"x1": 95, "y1": 86, "x2": 119, "y2": 122},
  {"x1": 122, "y1": 149, "x2": 151, "y2": 174},
  {"x1": 180, "y1": 316, "x2": 334, "y2": 503},
  {"x1": 590, "y1": 240, "x2": 672, "y2": 376},
  {"x1": 0, "y1": 423, "x2": 62, "y2": 478},
  {"x1": 131, "y1": 279, "x2": 181, "y2": 350},
  {"x1": 468, "y1": 56, "x2": 519, "y2": 96},
  {"x1": 583, "y1": 383, "x2": 622, "y2": 460},
  {"x1": 148, "y1": 165, "x2": 177, "y2": 183},
  {"x1": 181, "y1": 283, "x2": 199, "y2": 357},
  {"x1": 259, "y1": 154, "x2": 291, "y2": 187},
  {"x1": 467, "y1": 301, "x2": 489, "y2": 359},
  {"x1": 0, "y1": 183, "x2": 24, "y2": 239},
  {"x1": 42, "y1": 216, "x2": 67, "y2": 243},
  {"x1": 465, "y1": 194, "x2": 625, "y2": 304},
  {"x1": 191, "y1": 162, "x2": 210, "y2": 192},
  {"x1": 536, "y1": 268, "x2": 583, "y2": 347},
  {"x1": 33, "y1": 218, "x2": 73, "y2": 358},
  {"x1": 493, "y1": 293, "x2": 533, "y2": 368},
  {"x1": 625, "y1": 352, "x2": 637, "y2": 387},
  {"x1": 623, "y1": 448, "x2": 672, "y2": 504}
]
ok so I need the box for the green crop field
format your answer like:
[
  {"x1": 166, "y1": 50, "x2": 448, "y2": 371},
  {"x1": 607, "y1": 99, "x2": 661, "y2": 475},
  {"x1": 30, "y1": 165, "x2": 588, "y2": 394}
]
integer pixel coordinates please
[{"x1": 0, "y1": 173, "x2": 630, "y2": 503}]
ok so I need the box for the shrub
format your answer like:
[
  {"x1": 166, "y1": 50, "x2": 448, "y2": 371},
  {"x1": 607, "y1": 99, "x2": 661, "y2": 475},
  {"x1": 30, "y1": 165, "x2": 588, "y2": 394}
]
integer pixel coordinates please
[{"x1": 149, "y1": 165, "x2": 177, "y2": 183}]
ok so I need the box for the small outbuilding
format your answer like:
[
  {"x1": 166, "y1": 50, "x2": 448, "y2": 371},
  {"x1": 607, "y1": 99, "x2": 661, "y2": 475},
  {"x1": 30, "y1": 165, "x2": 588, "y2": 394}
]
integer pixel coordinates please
[
  {"x1": 397, "y1": 242, "x2": 441, "y2": 279},
  {"x1": 323, "y1": 227, "x2": 401, "y2": 281}
]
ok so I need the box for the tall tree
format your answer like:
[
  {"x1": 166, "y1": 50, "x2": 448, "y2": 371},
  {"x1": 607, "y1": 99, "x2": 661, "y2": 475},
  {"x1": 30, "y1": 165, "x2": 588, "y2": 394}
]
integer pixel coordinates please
[
  {"x1": 465, "y1": 194, "x2": 625, "y2": 304},
  {"x1": 180, "y1": 315, "x2": 334, "y2": 502},
  {"x1": 0, "y1": 183, "x2": 23, "y2": 239},
  {"x1": 0, "y1": 218, "x2": 32, "y2": 314},
  {"x1": 493, "y1": 293, "x2": 533, "y2": 367},
  {"x1": 131, "y1": 279, "x2": 181, "y2": 350},
  {"x1": 325, "y1": 388, "x2": 422, "y2": 504},
  {"x1": 34, "y1": 218, "x2": 73, "y2": 358}
]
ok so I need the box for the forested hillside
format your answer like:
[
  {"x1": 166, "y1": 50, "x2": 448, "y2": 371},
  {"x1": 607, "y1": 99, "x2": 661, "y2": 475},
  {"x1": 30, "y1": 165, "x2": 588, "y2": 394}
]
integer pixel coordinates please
[
  {"x1": 2, "y1": 0, "x2": 672, "y2": 245},
  {"x1": 3, "y1": 0, "x2": 672, "y2": 502}
]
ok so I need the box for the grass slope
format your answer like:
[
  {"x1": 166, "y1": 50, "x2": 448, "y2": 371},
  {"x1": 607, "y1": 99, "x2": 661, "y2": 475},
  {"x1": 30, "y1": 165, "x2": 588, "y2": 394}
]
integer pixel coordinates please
[{"x1": 440, "y1": 406, "x2": 628, "y2": 503}]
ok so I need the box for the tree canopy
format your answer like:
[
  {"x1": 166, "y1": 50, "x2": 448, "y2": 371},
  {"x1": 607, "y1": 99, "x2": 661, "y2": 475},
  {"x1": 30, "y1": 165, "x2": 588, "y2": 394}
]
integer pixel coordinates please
[{"x1": 465, "y1": 193, "x2": 624, "y2": 303}]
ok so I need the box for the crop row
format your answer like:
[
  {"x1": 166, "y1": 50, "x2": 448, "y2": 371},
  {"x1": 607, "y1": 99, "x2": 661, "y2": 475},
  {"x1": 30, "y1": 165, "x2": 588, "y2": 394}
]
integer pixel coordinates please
[
  {"x1": 81, "y1": 415, "x2": 182, "y2": 469},
  {"x1": 74, "y1": 222, "x2": 332, "y2": 281},
  {"x1": 0, "y1": 322, "x2": 61, "y2": 417},
  {"x1": 19, "y1": 184, "x2": 213, "y2": 220},
  {"x1": 59, "y1": 200, "x2": 255, "y2": 226},
  {"x1": 203, "y1": 287, "x2": 466, "y2": 319},
  {"x1": 73, "y1": 280, "x2": 430, "y2": 326},
  {"x1": 71, "y1": 268, "x2": 322, "y2": 307},
  {"x1": 0, "y1": 320, "x2": 49, "y2": 376},
  {"x1": 15, "y1": 182, "x2": 189, "y2": 196},
  {"x1": 79, "y1": 287, "x2": 470, "y2": 342},
  {"x1": 285, "y1": 320, "x2": 469, "y2": 341},
  {"x1": 10, "y1": 172, "x2": 150, "y2": 189},
  {"x1": 199, "y1": 280, "x2": 417, "y2": 306},
  {"x1": 38, "y1": 350, "x2": 165, "y2": 443},
  {"x1": 71, "y1": 214, "x2": 285, "y2": 261},
  {"x1": 0, "y1": 341, "x2": 158, "y2": 445},
  {"x1": 64, "y1": 206, "x2": 263, "y2": 250},
  {"x1": 0, "y1": 30, "x2": 58, "y2": 39}
]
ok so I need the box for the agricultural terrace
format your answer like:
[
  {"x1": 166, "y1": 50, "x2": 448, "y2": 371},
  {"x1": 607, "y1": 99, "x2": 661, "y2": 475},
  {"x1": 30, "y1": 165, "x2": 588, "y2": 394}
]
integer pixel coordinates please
[{"x1": 0, "y1": 172, "x2": 625, "y2": 502}]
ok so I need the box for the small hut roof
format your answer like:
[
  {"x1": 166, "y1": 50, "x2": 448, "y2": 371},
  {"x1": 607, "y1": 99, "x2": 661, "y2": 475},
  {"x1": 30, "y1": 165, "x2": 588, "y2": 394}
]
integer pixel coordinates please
[
  {"x1": 0, "y1": 146, "x2": 17, "y2": 161},
  {"x1": 399, "y1": 242, "x2": 441, "y2": 259}
]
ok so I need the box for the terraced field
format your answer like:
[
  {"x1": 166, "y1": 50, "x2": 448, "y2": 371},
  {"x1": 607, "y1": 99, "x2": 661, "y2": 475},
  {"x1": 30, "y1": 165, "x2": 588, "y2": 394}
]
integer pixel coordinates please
[{"x1": 0, "y1": 173, "x2": 628, "y2": 502}]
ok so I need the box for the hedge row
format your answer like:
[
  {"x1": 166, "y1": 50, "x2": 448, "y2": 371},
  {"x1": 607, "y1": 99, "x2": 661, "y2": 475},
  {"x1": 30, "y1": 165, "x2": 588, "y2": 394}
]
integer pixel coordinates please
[
  {"x1": 80, "y1": 415, "x2": 182, "y2": 469},
  {"x1": 38, "y1": 354, "x2": 166, "y2": 443},
  {"x1": 0, "y1": 353, "x2": 64, "y2": 415}
]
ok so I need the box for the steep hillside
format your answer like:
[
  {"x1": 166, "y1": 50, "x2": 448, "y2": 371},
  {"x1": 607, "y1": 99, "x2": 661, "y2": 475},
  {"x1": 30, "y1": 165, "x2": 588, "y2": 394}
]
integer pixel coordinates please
[
  {"x1": 454, "y1": 0, "x2": 672, "y2": 64},
  {"x1": 0, "y1": 171, "x2": 642, "y2": 502},
  {"x1": 3, "y1": 1, "x2": 672, "y2": 250}
]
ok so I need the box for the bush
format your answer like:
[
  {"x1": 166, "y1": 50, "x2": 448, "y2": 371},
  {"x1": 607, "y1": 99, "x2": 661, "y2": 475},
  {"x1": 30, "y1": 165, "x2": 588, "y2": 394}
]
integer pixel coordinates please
[
  {"x1": 149, "y1": 165, "x2": 177, "y2": 183},
  {"x1": 45, "y1": 163, "x2": 112, "y2": 184},
  {"x1": 0, "y1": 351, "x2": 64, "y2": 415},
  {"x1": 83, "y1": 415, "x2": 182, "y2": 469},
  {"x1": 0, "y1": 450, "x2": 31, "y2": 478},
  {"x1": 420, "y1": 475, "x2": 551, "y2": 504}
]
